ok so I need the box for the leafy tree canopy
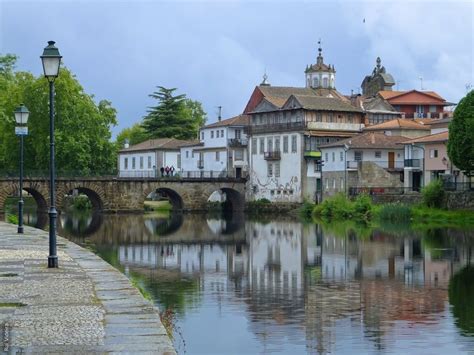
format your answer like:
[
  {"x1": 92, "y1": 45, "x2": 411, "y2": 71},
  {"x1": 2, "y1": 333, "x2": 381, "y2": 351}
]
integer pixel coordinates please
[
  {"x1": 0, "y1": 54, "x2": 117, "y2": 175},
  {"x1": 116, "y1": 123, "x2": 149, "y2": 148},
  {"x1": 141, "y1": 86, "x2": 206, "y2": 140},
  {"x1": 447, "y1": 90, "x2": 474, "y2": 176}
]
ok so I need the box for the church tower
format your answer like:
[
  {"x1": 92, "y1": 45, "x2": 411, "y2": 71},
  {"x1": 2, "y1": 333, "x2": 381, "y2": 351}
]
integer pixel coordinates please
[{"x1": 305, "y1": 41, "x2": 336, "y2": 89}]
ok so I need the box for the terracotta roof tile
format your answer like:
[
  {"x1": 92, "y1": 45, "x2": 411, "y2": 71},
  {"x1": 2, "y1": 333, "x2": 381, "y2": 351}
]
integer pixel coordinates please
[
  {"x1": 291, "y1": 95, "x2": 363, "y2": 113},
  {"x1": 119, "y1": 138, "x2": 198, "y2": 152},
  {"x1": 203, "y1": 114, "x2": 250, "y2": 128},
  {"x1": 403, "y1": 131, "x2": 449, "y2": 144},
  {"x1": 365, "y1": 118, "x2": 430, "y2": 131},
  {"x1": 320, "y1": 132, "x2": 409, "y2": 149}
]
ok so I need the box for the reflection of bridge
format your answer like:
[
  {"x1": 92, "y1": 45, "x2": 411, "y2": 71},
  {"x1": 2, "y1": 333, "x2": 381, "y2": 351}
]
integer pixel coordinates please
[{"x1": 0, "y1": 176, "x2": 246, "y2": 213}]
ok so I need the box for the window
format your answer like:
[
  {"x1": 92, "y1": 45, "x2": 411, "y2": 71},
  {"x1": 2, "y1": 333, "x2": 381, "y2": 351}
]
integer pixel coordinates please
[
  {"x1": 252, "y1": 138, "x2": 257, "y2": 155},
  {"x1": 201, "y1": 131, "x2": 204, "y2": 140},
  {"x1": 323, "y1": 77, "x2": 328, "y2": 88},
  {"x1": 216, "y1": 151, "x2": 220, "y2": 161},
  {"x1": 283, "y1": 136, "x2": 289, "y2": 153},
  {"x1": 211, "y1": 130, "x2": 214, "y2": 138},
  {"x1": 325, "y1": 178, "x2": 329, "y2": 190},
  {"x1": 314, "y1": 161, "x2": 320, "y2": 172},
  {"x1": 186, "y1": 151, "x2": 189, "y2": 158},
  {"x1": 328, "y1": 112, "x2": 334, "y2": 123},
  {"x1": 124, "y1": 158, "x2": 128, "y2": 170},
  {"x1": 275, "y1": 136, "x2": 281, "y2": 152},
  {"x1": 235, "y1": 150, "x2": 243, "y2": 161},
  {"x1": 221, "y1": 129, "x2": 224, "y2": 137},
  {"x1": 132, "y1": 157, "x2": 136, "y2": 169},
  {"x1": 316, "y1": 113, "x2": 322, "y2": 122},
  {"x1": 177, "y1": 154, "x2": 181, "y2": 169},
  {"x1": 332, "y1": 152, "x2": 335, "y2": 162},
  {"x1": 429, "y1": 105, "x2": 436, "y2": 113},
  {"x1": 148, "y1": 156, "x2": 152, "y2": 169},
  {"x1": 340, "y1": 177, "x2": 344, "y2": 190},
  {"x1": 267, "y1": 163, "x2": 273, "y2": 177},
  {"x1": 275, "y1": 162, "x2": 280, "y2": 177},
  {"x1": 259, "y1": 138, "x2": 265, "y2": 154},
  {"x1": 325, "y1": 152, "x2": 329, "y2": 163},
  {"x1": 348, "y1": 114, "x2": 353, "y2": 124},
  {"x1": 140, "y1": 156, "x2": 143, "y2": 169},
  {"x1": 267, "y1": 137, "x2": 273, "y2": 152},
  {"x1": 340, "y1": 151, "x2": 344, "y2": 162},
  {"x1": 375, "y1": 151, "x2": 382, "y2": 158},
  {"x1": 313, "y1": 77, "x2": 319, "y2": 87},
  {"x1": 332, "y1": 178, "x2": 336, "y2": 189},
  {"x1": 354, "y1": 151, "x2": 363, "y2": 161},
  {"x1": 216, "y1": 130, "x2": 220, "y2": 138},
  {"x1": 192, "y1": 151, "x2": 195, "y2": 158},
  {"x1": 291, "y1": 135, "x2": 297, "y2": 153},
  {"x1": 235, "y1": 129, "x2": 241, "y2": 139},
  {"x1": 430, "y1": 149, "x2": 438, "y2": 158}
]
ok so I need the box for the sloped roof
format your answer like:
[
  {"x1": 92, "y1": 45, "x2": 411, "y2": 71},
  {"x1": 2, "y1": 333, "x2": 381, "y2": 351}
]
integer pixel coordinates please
[
  {"x1": 423, "y1": 117, "x2": 452, "y2": 125},
  {"x1": 203, "y1": 114, "x2": 250, "y2": 128},
  {"x1": 320, "y1": 132, "x2": 409, "y2": 149},
  {"x1": 378, "y1": 90, "x2": 447, "y2": 104},
  {"x1": 403, "y1": 131, "x2": 449, "y2": 144},
  {"x1": 365, "y1": 118, "x2": 430, "y2": 131},
  {"x1": 288, "y1": 95, "x2": 364, "y2": 113},
  {"x1": 119, "y1": 138, "x2": 198, "y2": 152}
]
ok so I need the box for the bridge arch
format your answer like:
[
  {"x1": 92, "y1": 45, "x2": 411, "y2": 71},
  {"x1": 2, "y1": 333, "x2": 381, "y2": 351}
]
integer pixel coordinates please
[
  {"x1": 57, "y1": 182, "x2": 106, "y2": 212},
  {"x1": 208, "y1": 187, "x2": 244, "y2": 212},
  {"x1": 0, "y1": 183, "x2": 48, "y2": 213},
  {"x1": 144, "y1": 186, "x2": 184, "y2": 211}
]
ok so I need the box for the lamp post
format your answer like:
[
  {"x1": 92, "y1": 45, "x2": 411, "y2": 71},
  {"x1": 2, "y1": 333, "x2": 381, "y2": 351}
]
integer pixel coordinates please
[
  {"x1": 14, "y1": 104, "x2": 29, "y2": 234},
  {"x1": 41, "y1": 41, "x2": 62, "y2": 268}
]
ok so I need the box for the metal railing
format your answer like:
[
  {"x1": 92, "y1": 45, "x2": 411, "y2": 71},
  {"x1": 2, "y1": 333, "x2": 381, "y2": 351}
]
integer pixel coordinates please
[
  {"x1": 264, "y1": 151, "x2": 281, "y2": 160},
  {"x1": 443, "y1": 181, "x2": 474, "y2": 191},
  {"x1": 228, "y1": 138, "x2": 248, "y2": 147},
  {"x1": 349, "y1": 186, "x2": 420, "y2": 196},
  {"x1": 117, "y1": 170, "x2": 242, "y2": 180},
  {"x1": 249, "y1": 121, "x2": 306, "y2": 134},
  {"x1": 0, "y1": 169, "x2": 118, "y2": 179},
  {"x1": 346, "y1": 160, "x2": 404, "y2": 170},
  {"x1": 404, "y1": 159, "x2": 423, "y2": 168}
]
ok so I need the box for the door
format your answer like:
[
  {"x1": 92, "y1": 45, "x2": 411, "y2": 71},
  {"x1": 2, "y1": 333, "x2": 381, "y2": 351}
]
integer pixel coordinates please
[
  {"x1": 236, "y1": 167, "x2": 242, "y2": 179},
  {"x1": 388, "y1": 152, "x2": 395, "y2": 169},
  {"x1": 412, "y1": 172, "x2": 421, "y2": 191}
]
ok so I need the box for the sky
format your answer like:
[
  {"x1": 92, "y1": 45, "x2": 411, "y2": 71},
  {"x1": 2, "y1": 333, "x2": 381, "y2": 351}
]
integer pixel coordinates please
[{"x1": 1, "y1": 0, "x2": 473, "y2": 138}]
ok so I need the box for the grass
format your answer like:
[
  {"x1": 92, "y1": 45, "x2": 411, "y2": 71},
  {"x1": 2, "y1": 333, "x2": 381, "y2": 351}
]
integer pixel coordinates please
[
  {"x1": 144, "y1": 200, "x2": 172, "y2": 213},
  {"x1": 0, "y1": 302, "x2": 26, "y2": 308}
]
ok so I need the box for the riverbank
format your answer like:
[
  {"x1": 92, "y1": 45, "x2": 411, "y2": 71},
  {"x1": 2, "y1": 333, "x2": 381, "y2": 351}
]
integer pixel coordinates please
[{"x1": 0, "y1": 221, "x2": 175, "y2": 354}]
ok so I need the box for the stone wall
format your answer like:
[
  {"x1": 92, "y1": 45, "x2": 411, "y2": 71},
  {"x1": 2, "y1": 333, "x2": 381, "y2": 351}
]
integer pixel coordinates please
[
  {"x1": 370, "y1": 193, "x2": 422, "y2": 205},
  {"x1": 444, "y1": 191, "x2": 474, "y2": 210}
]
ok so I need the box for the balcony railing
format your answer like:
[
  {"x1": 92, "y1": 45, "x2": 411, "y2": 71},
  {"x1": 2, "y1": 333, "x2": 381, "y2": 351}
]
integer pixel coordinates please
[
  {"x1": 197, "y1": 160, "x2": 204, "y2": 169},
  {"x1": 249, "y1": 121, "x2": 306, "y2": 134},
  {"x1": 404, "y1": 159, "x2": 422, "y2": 168},
  {"x1": 118, "y1": 170, "x2": 244, "y2": 180},
  {"x1": 349, "y1": 186, "x2": 420, "y2": 196},
  {"x1": 346, "y1": 160, "x2": 404, "y2": 170},
  {"x1": 403, "y1": 112, "x2": 447, "y2": 119},
  {"x1": 228, "y1": 138, "x2": 248, "y2": 147},
  {"x1": 264, "y1": 151, "x2": 281, "y2": 160}
]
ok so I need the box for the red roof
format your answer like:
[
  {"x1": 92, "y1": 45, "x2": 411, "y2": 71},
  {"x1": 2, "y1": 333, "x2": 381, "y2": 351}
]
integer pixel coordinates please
[{"x1": 378, "y1": 90, "x2": 447, "y2": 105}]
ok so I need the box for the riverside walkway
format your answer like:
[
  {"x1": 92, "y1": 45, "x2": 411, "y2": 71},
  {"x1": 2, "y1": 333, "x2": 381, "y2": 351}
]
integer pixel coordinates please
[{"x1": 0, "y1": 221, "x2": 175, "y2": 354}]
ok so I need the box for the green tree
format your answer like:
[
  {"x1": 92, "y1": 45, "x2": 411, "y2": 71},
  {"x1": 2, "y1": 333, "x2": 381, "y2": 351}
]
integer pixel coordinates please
[
  {"x1": 0, "y1": 54, "x2": 117, "y2": 175},
  {"x1": 142, "y1": 86, "x2": 206, "y2": 140},
  {"x1": 449, "y1": 266, "x2": 474, "y2": 335},
  {"x1": 116, "y1": 123, "x2": 149, "y2": 148},
  {"x1": 447, "y1": 90, "x2": 474, "y2": 179}
]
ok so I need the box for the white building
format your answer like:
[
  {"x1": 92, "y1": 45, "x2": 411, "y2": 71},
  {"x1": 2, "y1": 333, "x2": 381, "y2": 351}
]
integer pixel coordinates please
[
  {"x1": 320, "y1": 132, "x2": 408, "y2": 197},
  {"x1": 180, "y1": 115, "x2": 250, "y2": 178},
  {"x1": 118, "y1": 138, "x2": 196, "y2": 178}
]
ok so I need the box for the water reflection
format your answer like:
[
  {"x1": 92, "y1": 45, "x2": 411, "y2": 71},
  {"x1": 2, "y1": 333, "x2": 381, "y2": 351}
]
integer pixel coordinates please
[{"x1": 7, "y1": 204, "x2": 474, "y2": 354}]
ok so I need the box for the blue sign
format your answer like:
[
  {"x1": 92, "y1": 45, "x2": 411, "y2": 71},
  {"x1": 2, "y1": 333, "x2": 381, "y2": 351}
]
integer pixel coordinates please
[{"x1": 15, "y1": 126, "x2": 28, "y2": 136}]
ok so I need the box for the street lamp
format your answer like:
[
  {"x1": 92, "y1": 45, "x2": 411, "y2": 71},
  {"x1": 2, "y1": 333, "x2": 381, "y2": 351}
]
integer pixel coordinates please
[
  {"x1": 14, "y1": 104, "x2": 29, "y2": 234},
  {"x1": 41, "y1": 40, "x2": 62, "y2": 268}
]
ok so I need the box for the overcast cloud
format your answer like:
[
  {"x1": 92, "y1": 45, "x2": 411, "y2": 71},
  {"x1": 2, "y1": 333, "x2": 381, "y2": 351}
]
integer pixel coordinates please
[{"x1": 1, "y1": 0, "x2": 472, "y2": 137}]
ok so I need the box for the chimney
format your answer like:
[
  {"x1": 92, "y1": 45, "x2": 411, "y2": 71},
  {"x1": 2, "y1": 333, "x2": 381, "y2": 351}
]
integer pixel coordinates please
[
  {"x1": 124, "y1": 138, "x2": 130, "y2": 149},
  {"x1": 218, "y1": 106, "x2": 222, "y2": 122}
]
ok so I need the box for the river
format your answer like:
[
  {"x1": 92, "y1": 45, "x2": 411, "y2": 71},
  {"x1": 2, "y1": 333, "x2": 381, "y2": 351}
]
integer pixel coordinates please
[{"x1": 4, "y1": 203, "x2": 474, "y2": 354}]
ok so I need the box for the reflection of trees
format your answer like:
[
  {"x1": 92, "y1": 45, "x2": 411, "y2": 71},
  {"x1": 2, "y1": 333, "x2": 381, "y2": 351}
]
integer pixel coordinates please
[{"x1": 449, "y1": 266, "x2": 474, "y2": 336}]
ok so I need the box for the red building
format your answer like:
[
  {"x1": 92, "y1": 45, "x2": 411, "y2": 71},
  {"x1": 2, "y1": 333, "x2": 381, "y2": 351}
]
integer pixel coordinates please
[{"x1": 378, "y1": 90, "x2": 454, "y2": 119}]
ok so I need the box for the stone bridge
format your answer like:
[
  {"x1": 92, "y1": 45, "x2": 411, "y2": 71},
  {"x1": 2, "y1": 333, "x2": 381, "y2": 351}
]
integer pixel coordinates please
[{"x1": 0, "y1": 177, "x2": 247, "y2": 213}]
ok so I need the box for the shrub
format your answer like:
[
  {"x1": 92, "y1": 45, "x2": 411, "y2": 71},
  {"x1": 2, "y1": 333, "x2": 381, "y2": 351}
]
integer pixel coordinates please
[
  {"x1": 300, "y1": 200, "x2": 315, "y2": 219},
  {"x1": 314, "y1": 193, "x2": 354, "y2": 219},
  {"x1": 353, "y1": 193, "x2": 373, "y2": 220},
  {"x1": 7, "y1": 214, "x2": 18, "y2": 224},
  {"x1": 421, "y1": 179, "x2": 445, "y2": 208},
  {"x1": 72, "y1": 195, "x2": 92, "y2": 210},
  {"x1": 378, "y1": 203, "x2": 412, "y2": 223}
]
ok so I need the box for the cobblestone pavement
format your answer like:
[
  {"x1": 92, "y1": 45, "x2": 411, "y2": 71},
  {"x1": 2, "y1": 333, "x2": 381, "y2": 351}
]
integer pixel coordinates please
[{"x1": 0, "y1": 222, "x2": 176, "y2": 354}]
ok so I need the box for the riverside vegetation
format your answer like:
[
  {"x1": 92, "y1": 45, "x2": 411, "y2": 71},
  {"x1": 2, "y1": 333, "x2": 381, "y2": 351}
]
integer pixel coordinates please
[{"x1": 302, "y1": 180, "x2": 474, "y2": 229}]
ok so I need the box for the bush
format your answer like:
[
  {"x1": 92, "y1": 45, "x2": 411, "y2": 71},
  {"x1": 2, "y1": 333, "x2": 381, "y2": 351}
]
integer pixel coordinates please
[
  {"x1": 72, "y1": 195, "x2": 92, "y2": 210},
  {"x1": 300, "y1": 200, "x2": 315, "y2": 219},
  {"x1": 353, "y1": 193, "x2": 372, "y2": 220},
  {"x1": 378, "y1": 203, "x2": 412, "y2": 223},
  {"x1": 314, "y1": 193, "x2": 355, "y2": 219},
  {"x1": 7, "y1": 214, "x2": 18, "y2": 224},
  {"x1": 421, "y1": 179, "x2": 445, "y2": 208}
]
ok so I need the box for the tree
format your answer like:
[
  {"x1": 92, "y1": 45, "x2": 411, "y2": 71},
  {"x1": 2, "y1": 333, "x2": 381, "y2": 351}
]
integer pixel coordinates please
[
  {"x1": 142, "y1": 86, "x2": 206, "y2": 140},
  {"x1": 116, "y1": 123, "x2": 149, "y2": 148},
  {"x1": 0, "y1": 54, "x2": 118, "y2": 175},
  {"x1": 448, "y1": 90, "x2": 474, "y2": 179}
]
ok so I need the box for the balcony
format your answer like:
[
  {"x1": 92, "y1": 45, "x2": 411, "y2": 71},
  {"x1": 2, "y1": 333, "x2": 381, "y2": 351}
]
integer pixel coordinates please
[
  {"x1": 304, "y1": 150, "x2": 322, "y2": 159},
  {"x1": 197, "y1": 160, "x2": 204, "y2": 169},
  {"x1": 249, "y1": 121, "x2": 306, "y2": 134},
  {"x1": 404, "y1": 159, "x2": 423, "y2": 168},
  {"x1": 228, "y1": 138, "x2": 248, "y2": 147},
  {"x1": 264, "y1": 151, "x2": 281, "y2": 160}
]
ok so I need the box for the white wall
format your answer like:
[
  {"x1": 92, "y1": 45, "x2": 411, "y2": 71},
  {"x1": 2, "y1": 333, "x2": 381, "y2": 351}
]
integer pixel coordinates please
[
  {"x1": 119, "y1": 151, "x2": 156, "y2": 177},
  {"x1": 201, "y1": 126, "x2": 228, "y2": 148}
]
